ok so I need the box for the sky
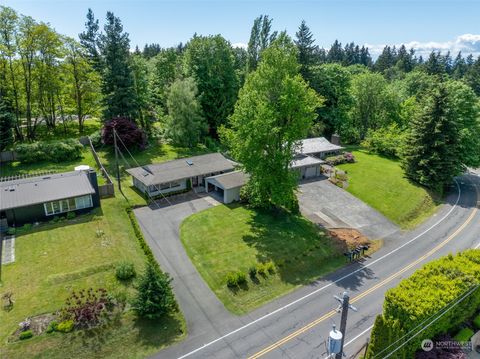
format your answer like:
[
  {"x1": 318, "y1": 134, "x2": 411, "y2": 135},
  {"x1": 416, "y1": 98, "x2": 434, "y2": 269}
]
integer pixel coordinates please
[{"x1": 3, "y1": 0, "x2": 480, "y2": 58}]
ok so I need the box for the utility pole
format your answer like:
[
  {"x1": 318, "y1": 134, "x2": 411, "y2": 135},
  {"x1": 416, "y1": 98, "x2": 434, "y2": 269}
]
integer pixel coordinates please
[
  {"x1": 333, "y1": 291, "x2": 358, "y2": 359},
  {"x1": 113, "y1": 127, "x2": 122, "y2": 193}
]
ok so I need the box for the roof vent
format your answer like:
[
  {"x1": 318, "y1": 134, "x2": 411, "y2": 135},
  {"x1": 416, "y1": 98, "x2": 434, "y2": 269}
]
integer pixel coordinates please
[
  {"x1": 8, "y1": 186, "x2": 15, "y2": 192},
  {"x1": 186, "y1": 160, "x2": 193, "y2": 166},
  {"x1": 42, "y1": 176, "x2": 51, "y2": 180}
]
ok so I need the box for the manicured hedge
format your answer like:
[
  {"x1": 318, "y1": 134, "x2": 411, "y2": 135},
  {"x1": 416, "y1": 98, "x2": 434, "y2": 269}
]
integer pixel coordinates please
[
  {"x1": 125, "y1": 208, "x2": 160, "y2": 271},
  {"x1": 16, "y1": 139, "x2": 83, "y2": 163},
  {"x1": 366, "y1": 250, "x2": 480, "y2": 358}
]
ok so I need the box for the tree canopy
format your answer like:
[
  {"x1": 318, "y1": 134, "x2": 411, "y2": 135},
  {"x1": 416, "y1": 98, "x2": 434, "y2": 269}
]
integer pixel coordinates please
[{"x1": 222, "y1": 34, "x2": 321, "y2": 211}]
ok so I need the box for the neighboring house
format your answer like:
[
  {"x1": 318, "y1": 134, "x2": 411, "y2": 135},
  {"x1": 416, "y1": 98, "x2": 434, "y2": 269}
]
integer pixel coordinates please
[
  {"x1": 0, "y1": 168, "x2": 100, "y2": 227},
  {"x1": 299, "y1": 137, "x2": 344, "y2": 159},
  {"x1": 126, "y1": 153, "x2": 236, "y2": 197}
]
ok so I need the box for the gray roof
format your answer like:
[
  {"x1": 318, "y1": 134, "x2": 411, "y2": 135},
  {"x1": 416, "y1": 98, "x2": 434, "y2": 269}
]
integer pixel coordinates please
[
  {"x1": 0, "y1": 171, "x2": 95, "y2": 211},
  {"x1": 126, "y1": 153, "x2": 235, "y2": 186},
  {"x1": 291, "y1": 154, "x2": 324, "y2": 169},
  {"x1": 206, "y1": 171, "x2": 248, "y2": 190},
  {"x1": 299, "y1": 137, "x2": 343, "y2": 155}
]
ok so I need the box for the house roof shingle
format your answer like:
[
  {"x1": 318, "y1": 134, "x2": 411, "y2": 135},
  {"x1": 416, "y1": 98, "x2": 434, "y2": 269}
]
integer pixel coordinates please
[
  {"x1": 291, "y1": 154, "x2": 324, "y2": 169},
  {"x1": 299, "y1": 137, "x2": 343, "y2": 155},
  {"x1": 126, "y1": 153, "x2": 235, "y2": 186},
  {"x1": 0, "y1": 171, "x2": 95, "y2": 211},
  {"x1": 206, "y1": 171, "x2": 248, "y2": 190}
]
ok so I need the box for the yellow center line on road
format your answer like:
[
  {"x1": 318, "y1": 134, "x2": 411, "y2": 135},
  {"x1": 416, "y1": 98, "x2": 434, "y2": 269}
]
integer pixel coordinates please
[{"x1": 248, "y1": 205, "x2": 479, "y2": 359}]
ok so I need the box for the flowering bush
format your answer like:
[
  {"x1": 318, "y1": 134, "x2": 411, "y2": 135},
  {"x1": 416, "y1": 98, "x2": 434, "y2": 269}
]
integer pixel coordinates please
[{"x1": 101, "y1": 117, "x2": 146, "y2": 150}]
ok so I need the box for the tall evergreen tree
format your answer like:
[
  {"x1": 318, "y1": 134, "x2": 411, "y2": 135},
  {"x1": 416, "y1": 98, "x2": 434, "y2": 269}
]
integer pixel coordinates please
[
  {"x1": 464, "y1": 56, "x2": 480, "y2": 95},
  {"x1": 79, "y1": 8, "x2": 102, "y2": 71},
  {"x1": 360, "y1": 46, "x2": 373, "y2": 67},
  {"x1": 99, "y1": 11, "x2": 138, "y2": 120},
  {"x1": 327, "y1": 40, "x2": 344, "y2": 63},
  {"x1": 452, "y1": 52, "x2": 467, "y2": 79},
  {"x1": 133, "y1": 261, "x2": 177, "y2": 319},
  {"x1": 402, "y1": 83, "x2": 462, "y2": 193},
  {"x1": 294, "y1": 20, "x2": 316, "y2": 81},
  {"x1": 424, "y1": 51, "x2": 446, "y2": 75}
]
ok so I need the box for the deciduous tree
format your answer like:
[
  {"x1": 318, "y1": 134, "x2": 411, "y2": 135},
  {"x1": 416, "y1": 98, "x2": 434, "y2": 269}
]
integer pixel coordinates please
[{"x1": 222, "y1": 34, "x2": 321, "y2": 211}]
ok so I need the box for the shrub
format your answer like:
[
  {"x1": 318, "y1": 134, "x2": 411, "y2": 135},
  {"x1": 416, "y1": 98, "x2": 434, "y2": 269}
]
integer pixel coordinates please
[
  {"x1": 361, "y1": 124, "x2": 406, "y2": 158},
  {"x1": 56, "y1": 320, "x2": 74, "y2": 333},
  {"x1": 133, "y1": 261, "x2": 177, "y2": 319},
  {"x1": 101, "y1": 117, "x2": 146, "y2": 150},
  {"x1": 19, "y1": 330, "x2": 33, "y2": 340},
  {"x1": 225, "y1": 271, "x2": 247, "y2": 287},
  {"x1": 45, "y1": 321, "x2": 58, "y2": 334},
  {"x1": 16, "y1": 139, "x2": 83, "y2": 163},
  {"x1": 61, "y1": 288, "x2": 109, "y2": 328},
  {"x1": 366, "y1": 250, "x2": 480, "y2": 358},
  {"x1": 225, "y1": 272, "x2": 239, "y2": 288},
  {"x1": 236, "y1": 272, "x2": 247, "y2": 285},
  {"x1": 248, "y1": 266, "x2": 257, "y2": 278},
  {"x1": 115, "y1": 262, "x2": 136, "y2": 281},
  {"x1": 265, "y1": 261, "x2": 276, "y2": 275},
  {"x1": 453, "y1": 328, "x2": 474, "y2": 342},
  {"x1": 22, "y1": 223, "x2": 32, "y2": 231},
  {"x1": 89, "y1": 130, "x2": 102, "y2": 147},
  {"x1": 257, "y1": 264, "x2": 267, "y2": 277},
  {"x1": 6, "y1": 227, "x2": 15, "y2": 235},
  {"x1": 52, "y1": 216, "x2": 60, "y2": 223},
  {"x1": 474, "y1": 313, "x2": 480, "y2": 329},
  {"x1": 66, "y1": 212, "x2": 76, "y2": 220}
]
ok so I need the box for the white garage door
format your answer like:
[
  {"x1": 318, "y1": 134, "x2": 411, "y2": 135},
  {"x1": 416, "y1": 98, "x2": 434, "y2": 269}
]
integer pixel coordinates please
[{"x1": 305, "y1": 166, "x2": 317, "y2": 178}]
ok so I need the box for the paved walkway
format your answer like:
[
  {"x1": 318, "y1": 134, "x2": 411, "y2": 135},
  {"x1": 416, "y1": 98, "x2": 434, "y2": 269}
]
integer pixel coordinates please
[
  {"x1": 298, "y1": 177, "x2": 399, "y2": 239},
  {"x1": 133, "y1": 193, "x2": 242, "y2": 343},
  {"x1": 1, "y1": 235, "x2": 15, "y2": 264}
]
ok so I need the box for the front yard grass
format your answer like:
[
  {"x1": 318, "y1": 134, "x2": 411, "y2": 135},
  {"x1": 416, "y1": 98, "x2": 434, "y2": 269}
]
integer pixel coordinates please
[
  {"x1": 0, "y1": 197, "x2": 185, "y2": 358},
  {"x1": 180, "y1": 204, "x2": 346, "y2": 314},
  {"x1": 337, "y1": 149, "x2": 441, "y2": 229}
]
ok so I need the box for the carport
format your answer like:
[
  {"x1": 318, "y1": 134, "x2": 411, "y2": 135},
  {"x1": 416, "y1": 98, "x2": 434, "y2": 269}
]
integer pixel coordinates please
[{"x1": 205, "y1": 171, "x2": 248, "y2": 204}]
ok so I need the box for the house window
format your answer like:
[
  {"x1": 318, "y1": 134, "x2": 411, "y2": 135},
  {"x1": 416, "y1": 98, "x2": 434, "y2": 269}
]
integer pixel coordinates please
[
  {"x1": 170, "y1": 181, "x2": 181, "y2": 188},
  {"x1": 159, "y1": 183, "x2": 170, "y2": 190},
  {"x1": 44, "y1": 195, "x2": 93, "y2": 216}
]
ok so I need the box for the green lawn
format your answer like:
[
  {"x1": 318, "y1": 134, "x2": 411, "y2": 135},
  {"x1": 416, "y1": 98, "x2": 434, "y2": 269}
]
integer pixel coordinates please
[
  {"x1": 0, "y1": 141, "x2": 193, "y2": 357},
  {"x1": 180, "y1": 204, "x2": 346, "y2": 314},
  {"x1": 337, "y1": 149, "x2": 441, "y2": 229},
  {"x1": 0, "y1": 197, "x2": 185, "y2": 358}
]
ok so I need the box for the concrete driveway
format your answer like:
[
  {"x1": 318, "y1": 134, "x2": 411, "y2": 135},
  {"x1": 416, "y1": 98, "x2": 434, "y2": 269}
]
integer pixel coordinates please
[
  {"x1": 133, "y1": 193, "x2": 241, "y2": 344},
  {"x1": 298, "y1": 177, "x2": 399, "y2": 239}
]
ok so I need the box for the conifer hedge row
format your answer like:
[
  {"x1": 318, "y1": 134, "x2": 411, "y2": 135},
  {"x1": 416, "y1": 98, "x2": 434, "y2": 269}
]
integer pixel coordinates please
[{"x1": 366, "y1": 250, "x2": 480, "y2": 358}]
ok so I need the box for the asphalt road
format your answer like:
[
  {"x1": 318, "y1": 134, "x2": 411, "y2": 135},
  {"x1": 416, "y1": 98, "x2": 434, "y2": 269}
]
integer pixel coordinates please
[{"x1": 155, "y1": 173, "x2": 480, "y2": 359}]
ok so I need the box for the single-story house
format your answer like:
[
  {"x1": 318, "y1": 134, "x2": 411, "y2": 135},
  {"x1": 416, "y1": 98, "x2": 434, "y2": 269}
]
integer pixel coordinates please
[
  {"x1": 126, "y1": 153, "x2": 236, "y2": 197},
  {"x1": 298, "y1": 137, "x2": 344, "y2": 159},
  {"x1": 206, "y1": 171, "x2": 248, "y2": 204},
  {"x1": 0, "y1": 168, "x2": 100, "y2": 227}
]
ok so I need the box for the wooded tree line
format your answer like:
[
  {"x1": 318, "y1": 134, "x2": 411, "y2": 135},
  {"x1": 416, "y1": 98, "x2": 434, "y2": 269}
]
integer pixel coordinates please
[{"x1": 1, "y1": 6, "x2": 479, "y2": 200}]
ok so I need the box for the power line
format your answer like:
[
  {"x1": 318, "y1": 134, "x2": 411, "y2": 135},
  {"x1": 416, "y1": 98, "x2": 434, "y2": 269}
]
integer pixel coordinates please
[
  {"x1": 378, "y1": 284, "x2": 479, "y2": 359},
  {"x1": 112, "y1": 130, "x2": 172, "y2": 207}
]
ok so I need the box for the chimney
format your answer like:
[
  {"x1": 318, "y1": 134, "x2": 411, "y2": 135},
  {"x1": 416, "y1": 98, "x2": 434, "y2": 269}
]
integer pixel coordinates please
[
  {"x1": 87, "y1": 169, "x2": 101, "y2": 208},
  {"x1": 331, "y1": 134, "x2": 341, "y2": 146}
]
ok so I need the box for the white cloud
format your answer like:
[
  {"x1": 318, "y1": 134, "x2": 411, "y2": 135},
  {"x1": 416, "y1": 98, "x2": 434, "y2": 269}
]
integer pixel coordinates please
[
  {"x1": 232, "y1": 42, "x2": 248, "y2": 49},
  {"x1": 366, "y1": 34, "x2": 480, "y2": 58}
]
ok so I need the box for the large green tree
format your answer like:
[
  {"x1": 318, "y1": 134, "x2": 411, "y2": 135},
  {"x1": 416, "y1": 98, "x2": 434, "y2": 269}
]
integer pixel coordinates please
[
  {"x1": 183, "y1": 34, "x2": 238, "y2": 136},
  {"x1": 98, "y1": 11, "x2": 138, "y2": 120},
  {"x1": 165, "y1": 77, "x2": 207, "y2": 147},
  {"x1": 222, "y1": 34, "x2": 321, "y2": 211},
  {"x1": 149, "y1": 48, "x2": 180, "y2": 115},
  {"x1": 308, "y1": 63, "x2": 353, "y2": 138},
  {"x1": 402, "y1": 82, "x2": 462, "y2": 193}
]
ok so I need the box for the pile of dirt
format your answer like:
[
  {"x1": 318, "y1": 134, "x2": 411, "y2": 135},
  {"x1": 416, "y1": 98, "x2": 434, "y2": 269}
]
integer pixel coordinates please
[{"x1": 329, "y1": 228, "x2": 370, "y2": 250}]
